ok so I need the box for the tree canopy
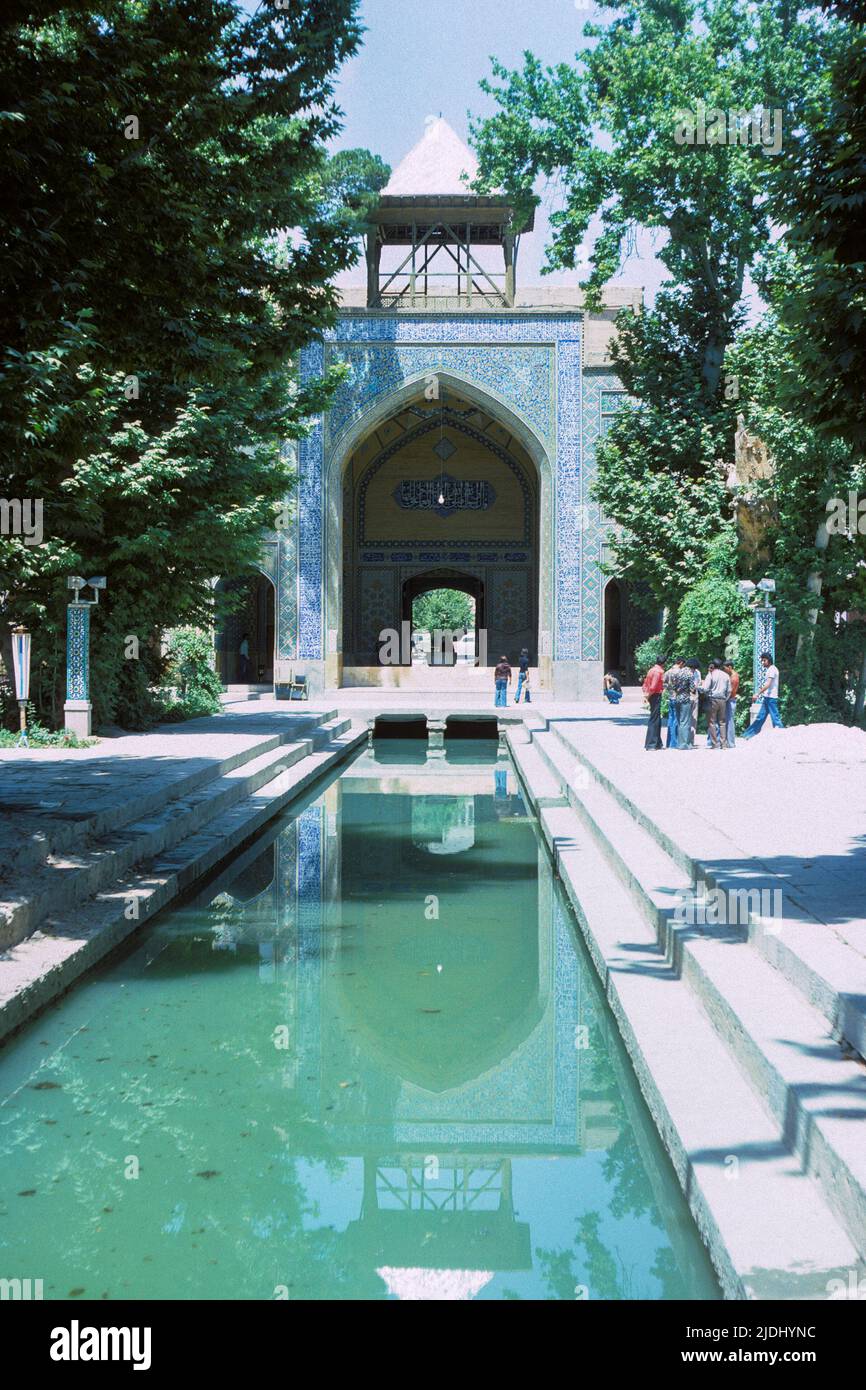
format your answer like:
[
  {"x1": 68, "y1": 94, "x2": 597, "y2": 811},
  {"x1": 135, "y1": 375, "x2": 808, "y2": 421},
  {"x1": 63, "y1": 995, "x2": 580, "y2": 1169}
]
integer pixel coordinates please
[
  {"x1": 0, "y1": 0, "x2": 384, "y2": 726},
  {"x1": 412, "y1": 588, "x2": 475, "y2": 636},
  {"x1": 470, "y1": 0, "x2": 866, "y2": 720}
]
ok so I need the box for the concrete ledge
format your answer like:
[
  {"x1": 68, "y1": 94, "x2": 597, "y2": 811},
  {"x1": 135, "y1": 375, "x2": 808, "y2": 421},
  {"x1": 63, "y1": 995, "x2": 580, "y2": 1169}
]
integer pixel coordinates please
[
  {"x1": 507, "y1": 728, "x2": 866, "y2": 1299},
  {"x1": 0, "y1": 709, "x2": 336, "y2": 880},
  {"x1": 545, "y1": 718, "x2": 866, "y2": 1062}
]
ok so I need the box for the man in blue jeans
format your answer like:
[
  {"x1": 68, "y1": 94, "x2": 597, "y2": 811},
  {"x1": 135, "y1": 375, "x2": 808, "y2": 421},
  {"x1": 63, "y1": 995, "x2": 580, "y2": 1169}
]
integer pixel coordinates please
[
  {"x1": 663, "y1": 657, "x2": 685, "y2": 747},
  {"x1": 742, "y1": 652, "x2": 784, "y2": 738},
  {"x1": 494, "y1": 656, "x2": 511, "y2": 707},
  {"x1": 515, "y1": 648, "x2": 530, "y2": 703}
]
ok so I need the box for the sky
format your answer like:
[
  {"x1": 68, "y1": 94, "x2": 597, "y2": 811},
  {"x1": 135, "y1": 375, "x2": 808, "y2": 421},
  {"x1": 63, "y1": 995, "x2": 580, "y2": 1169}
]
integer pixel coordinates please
[{"x1": 330, "y1": 0, "x2": 669, "y2": 301}]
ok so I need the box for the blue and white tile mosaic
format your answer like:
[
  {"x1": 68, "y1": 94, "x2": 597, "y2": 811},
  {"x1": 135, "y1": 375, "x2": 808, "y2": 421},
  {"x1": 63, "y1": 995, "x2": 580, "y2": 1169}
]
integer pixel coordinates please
[{"x1": 292, "y1": 310, "x2": 620, "y2": 666}]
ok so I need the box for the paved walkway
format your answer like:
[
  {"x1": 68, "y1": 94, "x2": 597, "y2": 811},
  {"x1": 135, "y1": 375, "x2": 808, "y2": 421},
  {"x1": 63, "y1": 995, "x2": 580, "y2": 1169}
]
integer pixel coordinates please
[{"x1": 534, "y1": 699, "x2": 866, "y2": 961}]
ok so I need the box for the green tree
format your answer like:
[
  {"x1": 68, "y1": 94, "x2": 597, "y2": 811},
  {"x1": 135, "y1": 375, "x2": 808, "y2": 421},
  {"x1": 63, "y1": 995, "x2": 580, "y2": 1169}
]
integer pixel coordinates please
[
  {"x1": 469, "y1": 0, "x2": 829, "y2": 616},
  {"x1": 725, "y1": 314, "x2": 866, "y2": 721},
  {"x1": 0, "y1": 1, "x2": 383, "y2": 727},
  {"x1": 766, "y1": 1, "x2": 866, "y2": 452},
  {"x1": 412, "y1": 588, "x2": 474, "y2": 635},
  {"x1": 161, "y1": 625, "x2": 223, "y2": 719},
  {"x1": 674, "y1": 536, "x2": 754, "y2": 699}
]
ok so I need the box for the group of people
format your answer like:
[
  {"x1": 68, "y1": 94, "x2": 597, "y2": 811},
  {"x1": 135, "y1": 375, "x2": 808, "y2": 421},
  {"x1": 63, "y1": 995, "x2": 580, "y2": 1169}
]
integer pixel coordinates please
[
  {"x1": 639, "y1": 651, "x2": 783, "y2": 750},
  {"x1": 493, "y1": 648, "x2": 531, "y2": 705}
]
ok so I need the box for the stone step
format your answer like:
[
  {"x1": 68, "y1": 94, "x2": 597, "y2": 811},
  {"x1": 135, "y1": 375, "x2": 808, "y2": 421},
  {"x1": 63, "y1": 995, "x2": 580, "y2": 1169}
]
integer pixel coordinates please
[
  {"x1": 531, "y1": 728, "x2": 693, "y2": 929},
  {"x1": 0, "y1": 716, "x2": 352, "y2": 951},
  {"x1": 0, "y1": 709, "x2": 337, "y2": 880},
  {"x1": 311, "y1": 717, "x2": 352, "y2": 746},
  {"x1": 520, "y1": 726, "x2": 866, "y2": 1261},
  {"x1": 0, "y1": 725, "x2": 366, "y2": 1045},
  {"x1": 507, "y1": 737, "x2": 568, "y2": 809},
  {"x1": 529, "y1": 795, "x2": 863, "y2": 1299},
  {"x1": 545, "y1": 717, "x2": 866, "y2": 1062},
  {"x1": 220, "y1": 686, "x2": 275, "y2": 704},
  {"x1": 681, "y1": 927, "x2": 866, "y2": 1260}
]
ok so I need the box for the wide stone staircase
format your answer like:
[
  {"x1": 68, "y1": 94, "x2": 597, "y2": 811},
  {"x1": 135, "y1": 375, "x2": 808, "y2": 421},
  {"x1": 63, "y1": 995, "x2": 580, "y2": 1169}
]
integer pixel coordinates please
[
  {"x1": 508, "y1": 712, "x2": 866, "y2": 1301},
  {"x1": 0, "y1": 708, "x2": 364, "y2": 1041}
]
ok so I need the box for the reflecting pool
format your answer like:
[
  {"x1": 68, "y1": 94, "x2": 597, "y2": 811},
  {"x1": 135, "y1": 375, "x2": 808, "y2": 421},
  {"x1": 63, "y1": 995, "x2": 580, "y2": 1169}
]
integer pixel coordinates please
[{"x1": 0, "y1": 742, "x2": 720, "y2": 1300}]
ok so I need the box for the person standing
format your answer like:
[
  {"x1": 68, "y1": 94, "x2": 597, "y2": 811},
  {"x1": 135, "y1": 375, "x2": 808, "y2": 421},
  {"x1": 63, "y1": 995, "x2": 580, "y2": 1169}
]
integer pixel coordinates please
[
  {"x1": 494, "y1": 655, "x2": 511, "y2": 707},
  {"x1": 515, "y1": 648, "x2": 530, "y2": 703},
  {"x1": 664, "y1": 658, "x2": 683, "y2": 747},
  {"x1": 703, "y1": 660, "x2": 732, "y2": 749},
  {"x1": 742, "y1": 653, "x2": 784, "y2": 738},
  {"x1": 238, "y1": 632, "x2": 251, "y2": 682},
  {"x1": 642, "y1": 655, "x2": 665, "y2": 749},
  {"x1": 723, "y1": 661, "x2": 739, "y2": 747},
  {"x1": 664, "y1": 658, "x2": 694, "y2": 749},
  {"x1": 686, "y1": 659, "x2": 702, "y2": 747},
  {"x1": 520, "y1": 667, "x2": 532, "y2": 703}
]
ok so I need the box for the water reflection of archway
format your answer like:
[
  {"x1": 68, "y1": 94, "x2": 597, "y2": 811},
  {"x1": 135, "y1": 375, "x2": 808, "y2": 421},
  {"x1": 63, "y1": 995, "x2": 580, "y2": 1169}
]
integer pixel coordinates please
[
  {"x1": 411, "y1": 794, "x2": 475, "y2": 854},
  {"x1": 334, "y1": 785, "x2": 544, "y2": 1093},
  {"x1": 224, "y1": 842, "x2": 276, "y2": 905},
  {"x1": 214, "y1": 571, "x2": 275, "y2": 685}
]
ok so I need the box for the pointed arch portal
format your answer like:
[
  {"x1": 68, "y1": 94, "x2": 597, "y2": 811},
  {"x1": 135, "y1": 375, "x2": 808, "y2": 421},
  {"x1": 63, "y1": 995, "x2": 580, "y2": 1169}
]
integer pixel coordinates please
[
  {"x1": 290, "y1": 308, "x2": 629, "y2": 699},
  {"x1": 326, "y1": 377, "x2": 552, "y2": 685}
]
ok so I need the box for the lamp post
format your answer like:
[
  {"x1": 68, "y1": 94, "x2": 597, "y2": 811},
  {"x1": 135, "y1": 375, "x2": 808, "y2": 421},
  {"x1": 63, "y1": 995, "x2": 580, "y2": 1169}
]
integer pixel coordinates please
[
  {"x1": 64, "y1": 575, "x2": 107, "y2": 738},
  {"x1": 10, "y1": 624, "x2": 31, "y2": 747},
  {"x1": 737, "y1": 576, "x2": 777, "y2": 711}
]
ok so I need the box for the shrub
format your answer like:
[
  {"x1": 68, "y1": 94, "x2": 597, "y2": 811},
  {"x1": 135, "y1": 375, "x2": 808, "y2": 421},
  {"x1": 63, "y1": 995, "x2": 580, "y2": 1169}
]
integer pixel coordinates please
[
  {"x1": 676, "y1": 575, "x2": 753, "y2": 688},
  {"x1": 634, "y1": 632, "x2": 668, "y2": 677},
  {"x1": 162, "y1": 628, "x2": 222, "y2": 715}
]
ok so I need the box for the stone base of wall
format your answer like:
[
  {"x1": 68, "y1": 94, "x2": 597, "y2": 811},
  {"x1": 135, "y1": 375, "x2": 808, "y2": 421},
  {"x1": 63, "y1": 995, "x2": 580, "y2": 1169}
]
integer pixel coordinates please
[
  {"x1": 551, "y1": 660, "x2": 604, "y2": 701},
  {"x1": 339, "y1": 665, "x2": 545, "y2": 691}
]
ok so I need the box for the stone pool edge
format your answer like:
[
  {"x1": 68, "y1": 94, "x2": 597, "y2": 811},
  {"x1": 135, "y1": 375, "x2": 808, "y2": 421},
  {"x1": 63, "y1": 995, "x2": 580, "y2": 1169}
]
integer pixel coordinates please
[
  {"x1": 0, "y1": 728, "x2": 366, "y2": 1048},
  {"x1": 506, "y1": 726, "x2": 863, "y2": 1303}
]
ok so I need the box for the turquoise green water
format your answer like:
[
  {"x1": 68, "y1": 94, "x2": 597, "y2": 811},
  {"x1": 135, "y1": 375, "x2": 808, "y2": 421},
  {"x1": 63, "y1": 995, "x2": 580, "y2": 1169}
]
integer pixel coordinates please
[{"x1": 0, "y1": 743, "x2": 719, "y2": 1301}]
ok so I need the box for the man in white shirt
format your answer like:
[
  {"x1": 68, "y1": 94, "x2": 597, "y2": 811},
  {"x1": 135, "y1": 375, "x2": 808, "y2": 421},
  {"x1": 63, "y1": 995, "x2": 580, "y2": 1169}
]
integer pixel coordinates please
[
  {"x1": 741, "y1": 652, "x2": 784, "y2": 738},
  {"x1": 703, "y1": 660, "x2": 732, "y2": 748}
]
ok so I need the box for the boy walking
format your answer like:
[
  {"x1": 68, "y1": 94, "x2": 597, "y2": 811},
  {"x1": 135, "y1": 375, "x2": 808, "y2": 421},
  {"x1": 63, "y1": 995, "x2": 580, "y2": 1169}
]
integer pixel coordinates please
[{"x1": 742, "y1": 653, "x2": 784, "y2": 738}]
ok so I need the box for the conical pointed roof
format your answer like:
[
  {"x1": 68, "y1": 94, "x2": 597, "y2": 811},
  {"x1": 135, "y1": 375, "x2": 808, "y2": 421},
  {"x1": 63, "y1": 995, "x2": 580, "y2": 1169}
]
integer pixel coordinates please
[{"x1": 382, "y1": 117, "x2": 482, "y2": 197}]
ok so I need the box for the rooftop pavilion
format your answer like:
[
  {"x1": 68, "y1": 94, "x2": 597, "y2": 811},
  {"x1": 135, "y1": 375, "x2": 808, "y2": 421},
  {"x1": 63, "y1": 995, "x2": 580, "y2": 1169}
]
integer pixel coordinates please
[{"x1": 365, "y1": 116, "x2": 535, "y2": 310}]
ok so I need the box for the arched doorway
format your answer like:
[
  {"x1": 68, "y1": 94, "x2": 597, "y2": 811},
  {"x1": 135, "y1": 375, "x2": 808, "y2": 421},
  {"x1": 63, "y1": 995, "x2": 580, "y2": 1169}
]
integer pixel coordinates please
[
  {"x1": 603, "y1": 579, "x2": 622, "y2": 676},
  {"x1": 336, "y1": 383, "x2": 544, "y2": 677},
  {"x1": 214, "y1": 572, "x2": 276, "y2": 686},
  {"x1": 402, "y1": 571, "x2": 484, "y2": 666}
]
